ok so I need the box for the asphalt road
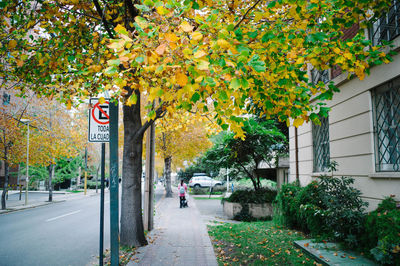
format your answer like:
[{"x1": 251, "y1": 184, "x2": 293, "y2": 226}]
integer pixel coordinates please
[{"x1": 0, "y1": 184, "x2": 165, "y2": 266}]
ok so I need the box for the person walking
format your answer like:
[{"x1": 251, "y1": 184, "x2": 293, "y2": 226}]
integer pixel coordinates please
[{"x1": 178, "y1": 179, "x2": 188, "y2": 208}]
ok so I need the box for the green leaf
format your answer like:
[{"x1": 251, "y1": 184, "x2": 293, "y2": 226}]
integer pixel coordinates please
[
  {"x1": 104, "y1": 66, "x2": 118, "y2": 75},
  {"x1": 135, "y1": 56, "x2": 144, "y2": 63},
  {"x1": 191, "y1": 92, "x2": 200, "y2": 103},
  {"x1": 219, "y1": 90, "x2": 229, "y2": 101},
  {"x1": 229, "y1": 78, "x2": 241, "y2": 89},
  {"x1": 261, "y1": 32, "x2": 274, "y2": 43},
  {"x1": 240, "y1": 78, "x2": 249, "y2": 89},
  {"x1": 107, "y1": 59, "x2": 120, "y2": 66},
  {"x1": 267, "y1": 1, "x2": 276, "y2": 8}
]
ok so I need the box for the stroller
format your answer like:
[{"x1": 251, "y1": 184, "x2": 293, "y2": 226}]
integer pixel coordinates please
[{"x1": 182, "y1": 196, "x2": 188, "y2": 208}]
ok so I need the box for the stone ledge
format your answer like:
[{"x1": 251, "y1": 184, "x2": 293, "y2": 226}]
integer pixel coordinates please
[{"x1": 222, "y1": 201, "x2": 273, "y2": 219}]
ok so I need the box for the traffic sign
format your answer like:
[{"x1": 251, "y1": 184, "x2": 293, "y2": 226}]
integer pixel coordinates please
[{"x1": 89, "y1": 98, "x2": 110, "y2": 142}]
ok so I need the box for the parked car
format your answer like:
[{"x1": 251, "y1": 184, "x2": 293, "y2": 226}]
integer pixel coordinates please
[{"x1": 188, "y1": 176, "x2": 222, "y2": 188}]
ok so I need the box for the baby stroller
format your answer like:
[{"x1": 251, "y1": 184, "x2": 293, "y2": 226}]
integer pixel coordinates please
[{"x1": 182, "y1": 197, "x2": 188, "y2": 208}]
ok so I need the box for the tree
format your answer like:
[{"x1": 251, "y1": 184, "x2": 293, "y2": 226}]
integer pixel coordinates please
[
  {"x1": 1, "y1": 0, "x2": 394, "y2": 246},
  {"x1": 201, "y1": 118, "x2": 287, "y2": 191},
  {"x1": 155, "y1": 111, "x2": 212, "y2": 197}
]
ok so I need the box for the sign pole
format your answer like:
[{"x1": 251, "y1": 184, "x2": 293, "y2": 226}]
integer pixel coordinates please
[
  {"x1": 109, "y1": 100, "x2": 119, "y2": 266},
  {"x1": 99, "y1": 143, "x2": 105, "y2": 266}
]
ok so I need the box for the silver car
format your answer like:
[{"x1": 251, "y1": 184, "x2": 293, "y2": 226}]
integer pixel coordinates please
[{"x1": 188, "y1": 176, "x2": 222, "y2": 188}]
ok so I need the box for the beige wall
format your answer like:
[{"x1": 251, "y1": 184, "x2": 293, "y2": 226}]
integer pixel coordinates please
[{"x1": 289, "y1": 51, "x2": 400, "y2": 211}]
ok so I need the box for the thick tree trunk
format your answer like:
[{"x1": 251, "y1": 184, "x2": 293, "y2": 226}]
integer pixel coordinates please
[
  {"x1": 1, "y1": 158, "x2": 9, "y2": 210},
  {"x1": 164, "y1": 156, "x2": 173, "y2": 198},
  {"x1": 48, "y1": 164, "x2": 54, "y2": 202},
  {"x1": 120, "y1": 89, "x2": 148, "y2": 247}
]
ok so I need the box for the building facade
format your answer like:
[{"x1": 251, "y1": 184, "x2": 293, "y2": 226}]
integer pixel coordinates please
[{"x1": 288, "y1": 2, "x2": 400, "y2": 210}]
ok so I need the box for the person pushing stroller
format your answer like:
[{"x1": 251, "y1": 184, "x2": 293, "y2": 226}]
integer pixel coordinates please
[{"x1": 178, "y1": 179, "x2": 188, "y2": 208}]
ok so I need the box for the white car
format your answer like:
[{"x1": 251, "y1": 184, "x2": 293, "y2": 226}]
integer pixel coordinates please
[{"x1": 188, "y1": 176, "x2": 222, "y2": 188}]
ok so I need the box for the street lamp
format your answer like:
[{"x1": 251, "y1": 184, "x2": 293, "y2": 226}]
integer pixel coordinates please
[{"x1": 21, "y1": 119, "x2": 30, "y2": 205}]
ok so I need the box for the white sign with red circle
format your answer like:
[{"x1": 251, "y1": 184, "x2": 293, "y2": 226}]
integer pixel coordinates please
[{"x1": 89, "y1": 98, "x2": 110, "y2": 142}]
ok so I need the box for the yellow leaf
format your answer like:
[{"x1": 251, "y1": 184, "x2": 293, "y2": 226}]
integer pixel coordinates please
[
  {"x1": 217, "y1": 39, "x2": 230, "y2": 49},
  {"x1": 99, "y1": 97, "x2": 106, "y2": 104},
  {"x1": 165, "y1": 33, "x2": 179, "y2": 43},
  {"x1": 155, "y1": 43, "x2": 167, "y2": 55},
  {"x1": 194, "y1": 50, "x2": 207, "y2": 59},
  {"x1": 197, "y1": 60, "x2": 209, "y2": 70},
  {"x1": 333, "y1": 47, "x2": 341, "y2": 54},
  {"x1": 344, "y1": 52, "x2": 352, "y2": 60},
  {"x1": 295, "y1": 57, "x2": 304, "y2": 65},
  {"x1": 126, "y1": 94, "x2": 137, "y2": 106},
  {"x1": 191, "y1": 31, "x2": 203, "y2": 41},
  {"x1": 293, "y1": 118, "x2": 304, "y2": 127},
  {"x1": 176, "y1": 72, "x2": 188, "y2": 87},
  {"x1": 66, "y1": 100, "x2": 72, "y2": 110},
  {"x1": 9, "y1": 40, "x2": 17, "y2": 49},
  {"x1": 156, "y1": 6, "x2": 170, "y2": 15},
  {"x1": 180, "y1": 21, "x2": 193, "y2": 32}
]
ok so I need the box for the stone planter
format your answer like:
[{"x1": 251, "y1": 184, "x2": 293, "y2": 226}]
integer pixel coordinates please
[{"x1": 223, "y1": 201, "x2": 273, "y2": 219}]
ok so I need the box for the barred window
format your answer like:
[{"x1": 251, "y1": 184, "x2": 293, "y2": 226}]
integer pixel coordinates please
[
  {"x1": 370, "y1": 0, "x2": 400, "y2": 46},
  {"x1": 311, "y1": 68, "x2": 330, "y2": 85},
  {"x1": 312, "y1": 116, "x2": 330, "y2": 172},
  {"x1": 373, "y1": 79, "x2": 400, "y2": 172}
]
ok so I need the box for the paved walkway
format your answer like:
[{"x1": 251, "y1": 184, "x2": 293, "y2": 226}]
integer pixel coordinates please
[{"x1": 128, "y1": 188, "x2": 218, "y2": 266}]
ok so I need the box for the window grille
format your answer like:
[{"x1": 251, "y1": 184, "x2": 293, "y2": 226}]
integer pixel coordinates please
[
  {"x1": 373, "y1": 80, "x2": 400, "y2": 172},
  {"x1": 312, "y1": 116, "x2": 330, "y2": 172},
  {"x1": 311, "y1": 68, "x2": 330, "y2": 85},
  {"x1": 370, "y1": 0, "x2": 400, "y2": 46}
]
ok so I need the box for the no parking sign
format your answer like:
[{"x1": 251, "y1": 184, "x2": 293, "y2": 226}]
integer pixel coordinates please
[{"x1": 89, "y1": 98, "x2": 110, "y2": 142}]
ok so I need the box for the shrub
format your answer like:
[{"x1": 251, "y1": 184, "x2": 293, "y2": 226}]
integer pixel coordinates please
[
  {"x1": 275, "y1": 176, "x2": 368, "y2": 248},
  {"x1": 274, "y1": 183, "x2": 302, "y2": 229},
  {"x1": 225, "y1": 188, "x2": 277, "y2": 204},
  {"x1": 362, "y1": 197, "x2": 400, "y2": 265}
]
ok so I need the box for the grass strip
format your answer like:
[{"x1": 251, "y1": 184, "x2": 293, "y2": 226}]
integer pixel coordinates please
[{"x1": 208, "y1": 221, "x2": 317, "y2": 265}]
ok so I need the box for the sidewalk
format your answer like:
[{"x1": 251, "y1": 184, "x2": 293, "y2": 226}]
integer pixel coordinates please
[
  {"x1": 128, "y1": 187, "x2": 218, "y2": 266},
  {"x1": 0, "y1": 189, "x2": 101, "y2": 214}
]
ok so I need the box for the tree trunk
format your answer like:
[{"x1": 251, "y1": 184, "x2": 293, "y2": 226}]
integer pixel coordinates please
[
  {"x1": 1, "y1": 152, "x2": 9, "y2": 210},
  {"x1": 120, "y1": 89, "x2": 148, "y2": 247},
  {"x1": 164, "y1": 156, "x2": 173, "y2": 198},
  {"x1": 48, "y1": 164, "x2": 54, "y2": 202}
]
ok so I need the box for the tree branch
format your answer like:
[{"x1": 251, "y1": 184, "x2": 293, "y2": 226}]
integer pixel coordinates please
[
  {"x1": 234, "y1": 0, "x2": 263, "y2": 30},
  {"x1": 92, "y1": 0, "x2": 115, "y2": 38},
  {"x1": 135, "y1": 103, "x2": 166, "y2": 138}
]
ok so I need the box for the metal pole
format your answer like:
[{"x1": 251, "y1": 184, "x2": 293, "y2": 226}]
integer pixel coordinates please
[
  {"x1": 295, "y1": 127, "x2": 300, "y2": 184},
  {"x1": 25, "y1": 122, "x2": 29, "y2": 205},
  {"x1": 109, "y1": 100, "x2": 119, "y2": 266},
  {"x1": 84, "y1": 147, "x2": 88, "y2": 195},
  {"x1": 99, "y1": 143, "x2": 105, "y2": 266}
]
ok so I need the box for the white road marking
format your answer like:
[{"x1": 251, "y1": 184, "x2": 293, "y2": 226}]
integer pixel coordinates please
[{"x1": 46, "y1": 210, "x2": 81, "y2": 222}]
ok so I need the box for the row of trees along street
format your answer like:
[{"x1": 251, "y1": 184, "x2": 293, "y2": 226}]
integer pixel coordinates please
[
  {"x1": 0, "y1": 89, "x2": 95, "y2": 209},
  {"x1": 0, "y1": 0, "x2": 394, "y2": 247}
]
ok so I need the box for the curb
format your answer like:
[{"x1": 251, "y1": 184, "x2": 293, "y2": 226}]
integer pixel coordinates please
[{"x1": 0, "y1": 200, "x2": 66, "y2": 215}]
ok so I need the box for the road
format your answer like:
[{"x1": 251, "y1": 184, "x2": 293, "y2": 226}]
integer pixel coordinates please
[{"x1": 0, "y1": 184, "x2": 165, "y2": 266}]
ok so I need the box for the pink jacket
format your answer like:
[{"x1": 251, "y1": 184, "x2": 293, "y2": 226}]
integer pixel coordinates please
[{"x1": 178, "y1": 183, "x2": 187, "y2": 197}]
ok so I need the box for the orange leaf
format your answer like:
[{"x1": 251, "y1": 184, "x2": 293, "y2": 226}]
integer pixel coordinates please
[
  {"x1": 175, "y1": 72, "x2": 188, "y2": 87},
  {"x1": 155, "y1": 43, "x2": 167, "y2": 55}
]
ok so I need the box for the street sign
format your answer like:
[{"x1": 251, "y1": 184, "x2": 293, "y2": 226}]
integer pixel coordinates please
[{"x1": 89, "y1": 98, "x2": 110, "y2": 142}]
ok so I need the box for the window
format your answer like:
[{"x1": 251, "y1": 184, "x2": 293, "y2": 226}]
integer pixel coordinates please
[
  {"x1": 370, "y1": 0, "x2": 400, "y2": 46},
  {"x1": 311, "y1": 68, "x2": 330, "y2": 85},
  {"x1": 312, "y1": 116, "x2": 330, "y2": 172},
  {"x1": 373, "y1": 78, "x2": 400, "y2": 172}
]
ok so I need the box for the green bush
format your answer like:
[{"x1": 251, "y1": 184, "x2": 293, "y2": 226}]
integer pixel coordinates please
[
  {"x1": 276, "y1": 176, "x2": 367, "y2": 248},
  {"x1": 362, "y1": 197, "x2": 400, "y2": 265},
  {"x1": 225, "y1": 188, "x2": 277, "y2": 204},
  {"x1": 274, "y1": 183, "x2": 303, "y2": 229}
]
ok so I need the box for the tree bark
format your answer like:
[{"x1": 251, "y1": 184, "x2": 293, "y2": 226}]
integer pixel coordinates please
[
  {"x1": 164, "y1": 156, "x2": 173, "y2": 198},
  {"x1": 1, "y1": 149, "x2": 9, "y2": 210},
  {"x1": 48, "y1": 164, "x2": 54, "y2": 202},
  {"x1": 120, "y1": 88, "x2": 148, "y2": 247}
]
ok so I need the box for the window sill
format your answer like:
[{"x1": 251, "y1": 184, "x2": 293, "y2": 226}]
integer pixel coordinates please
[
  {"x1": 369, "y1": 172, "x2": 400, "y2": 179},
  {"x1": 311, "y1": 172, "x2": 331, "y2": 178}
]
